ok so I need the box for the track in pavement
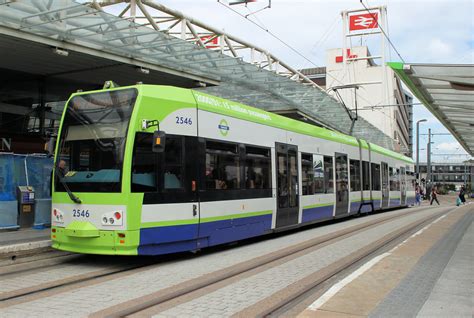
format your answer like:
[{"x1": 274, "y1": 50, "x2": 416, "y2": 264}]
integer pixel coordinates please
[
  {"x1": 247, "y1": 206, "x2": 457, "y2": 317},
  {"x1": 90, "y1": 206, "x2": 449, "y2": 317}
]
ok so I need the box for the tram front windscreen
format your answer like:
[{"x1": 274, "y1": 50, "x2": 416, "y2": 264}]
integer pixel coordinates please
[{"x1": 55, "y1": 88, "x2": 138, "y2": 193}]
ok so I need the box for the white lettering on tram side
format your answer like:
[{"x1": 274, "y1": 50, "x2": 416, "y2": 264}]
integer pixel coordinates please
[{"x1": 195, "y1": 93, "x2": 271, "y2": 121}]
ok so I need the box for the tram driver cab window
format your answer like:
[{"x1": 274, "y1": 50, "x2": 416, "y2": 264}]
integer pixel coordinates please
[
  {"x1": 131, "y1": 133, "x2": 157, "y2": 192},
  {"x1": 131, "y1": 133, "x2": 184, "y2": 193},
  {"x1": 163, "y1": 137, "x2": 184, "y2": 190}
]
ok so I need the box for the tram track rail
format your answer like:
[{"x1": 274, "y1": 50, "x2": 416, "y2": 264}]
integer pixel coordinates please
[
  {"x1": 0, "y1": 248, "x2": 79, "y2": 276},
  {"x1": 0, "y1": 261, "x2": 155, "y2": 307},
  {"x1": 90, "y1": 206, "x2": 447, "y2": 318},
  {"x1": 0, "y1": 246, "x2": 197, "y2": 307}
]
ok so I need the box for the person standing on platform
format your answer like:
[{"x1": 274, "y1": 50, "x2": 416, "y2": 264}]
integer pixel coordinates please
[
  {"x1": 415, "y1": 183, "x2": 421, "y2": 206},
  {"x1": 430, "y1": 186, "x2": 440, "y2": 205},
  {"x1": 459, "y1": 185, "x2": 466, "y2": 204}
]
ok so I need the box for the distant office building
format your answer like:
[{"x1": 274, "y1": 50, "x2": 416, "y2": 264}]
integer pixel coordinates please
[{"x1": 419, "y1": 161, "x2": 474, "y2": 189}]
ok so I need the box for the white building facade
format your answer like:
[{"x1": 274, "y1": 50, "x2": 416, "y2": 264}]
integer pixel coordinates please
[{"x1": 325, "y1": 46, "x2": 413, "y2": 156}]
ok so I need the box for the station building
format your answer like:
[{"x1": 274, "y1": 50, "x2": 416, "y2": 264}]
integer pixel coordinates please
[
  {"x1": 419, "y1": 161, "x2": 474, "y2": 190},
  {"x1": 301, "y1": 46, "x2": 414, "y2": 157}
]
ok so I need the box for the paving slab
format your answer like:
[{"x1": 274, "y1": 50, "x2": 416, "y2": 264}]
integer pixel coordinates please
[
  {"x1": 369, "y1": 208, "x2": 473, "y2": 317},
  {"x1": 299, "y1": 204, "x2": 472, "y2": 318},
  {"x1": 416, "y1": 220, "x2": 473, "y2": 318}
]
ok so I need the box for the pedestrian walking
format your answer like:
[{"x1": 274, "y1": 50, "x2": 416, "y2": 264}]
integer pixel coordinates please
[
  {"x1": 430, "y1": 186, "x2": 440, "y2": 205},
  {"x1": 415, "y1": 183, "x2": 421, "y2": 206},
  {"x1": 459, "y1": 185, "x2": 466, "y2": 204}
]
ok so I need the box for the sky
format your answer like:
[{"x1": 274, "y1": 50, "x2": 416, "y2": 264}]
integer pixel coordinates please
[{"x1": 103, "y1": 0, "x2": 473, "y2": 163}]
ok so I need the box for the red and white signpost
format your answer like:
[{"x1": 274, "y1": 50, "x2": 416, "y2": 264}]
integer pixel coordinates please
[{"x1": 340, "y1": 7, "x2": 387, "y2": 101}]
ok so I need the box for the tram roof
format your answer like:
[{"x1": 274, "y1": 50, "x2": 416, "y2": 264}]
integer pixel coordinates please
[
  {"x1": 389, "y1": 62, "x2": 474, "y2": 156},
  {"x1": 192, "y1": 89, "x2": 413, "y2": 164},
  {"x1": 69, "y1": 84, "x2": 413, "y2": 163},
  {"x1": 0, "y1": 0, "x2": 401, "y2": 155}
]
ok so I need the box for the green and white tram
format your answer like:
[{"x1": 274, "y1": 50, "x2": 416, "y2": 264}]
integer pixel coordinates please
[{"x1": 51, "y1": 84, "x2": 416, "y2": 255}]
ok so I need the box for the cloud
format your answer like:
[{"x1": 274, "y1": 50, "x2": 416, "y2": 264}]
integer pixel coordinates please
[
  {"x1": 427, "y1": 39, "x2": 454, "y2": 57},
  {"x1": 436, "y1": 142, "x2": 461, "y2": 152}
]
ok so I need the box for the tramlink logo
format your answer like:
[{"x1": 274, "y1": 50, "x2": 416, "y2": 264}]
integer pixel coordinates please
[{"x1": 218, "y1": 119, "x2": 230, "y2": 136}]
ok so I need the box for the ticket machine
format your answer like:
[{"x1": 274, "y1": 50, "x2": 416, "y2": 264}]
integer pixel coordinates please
[{"x1": 17, "y1": 186, "x2": 35, "y2": 228}]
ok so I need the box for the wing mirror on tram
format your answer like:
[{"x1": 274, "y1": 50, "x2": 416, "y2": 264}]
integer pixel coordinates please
[
  {"x1": 142, "y1": 119, "x2": 166, "y2": 153},
  {"x1": 152, "y1": 130, "x2": 166, "y2": 153}
]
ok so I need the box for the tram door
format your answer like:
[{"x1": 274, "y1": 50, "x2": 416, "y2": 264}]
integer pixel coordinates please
[
  {"x1": 381, "y1": 162, "x2": 389, "y2": 208},
  {"x1": 335, "y1": 153, "x2": 349, "y2": 216},
  {"x1": 400, "y1": 167, "x2": 407, "y2": 205},
  {"x1": 275, "y1": 143, "x2": 299, "y2": 228}
]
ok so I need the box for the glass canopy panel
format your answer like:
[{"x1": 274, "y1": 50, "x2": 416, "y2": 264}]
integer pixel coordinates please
[
  {"x1": 417, "y1": 78, "x2": 449, "y2": 86},
  {"x1": 428, "y1": 88, "x2": 463, "y2": 94},
  {"x1": 412, "y1": 65, "x2": 473, "y2": 77},
  {"x1": 0, "y1": 0, "x2": 401, "y2": 151},
  {"x1": 389, "y1": 62, "x2": 474, "y2": 156},
  {"x1": 431, "y1": 94, "x2": 474, "y2": 102},
  {"x1": 435, "y1": 101, "x2": 472, "y2": 107}
]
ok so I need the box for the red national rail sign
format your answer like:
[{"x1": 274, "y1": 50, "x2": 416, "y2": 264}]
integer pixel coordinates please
[
  {"x1": 349, "y1": 12, "x2": 379, "y2": 31},
  {"x1": 200, "y1": 35, "x2": 219, "y2": 49}
]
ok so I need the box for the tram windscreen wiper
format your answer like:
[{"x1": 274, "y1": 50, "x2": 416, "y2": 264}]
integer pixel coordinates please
[{"x1": 55, "y1": 165, "x2": 82, "y2": 204}]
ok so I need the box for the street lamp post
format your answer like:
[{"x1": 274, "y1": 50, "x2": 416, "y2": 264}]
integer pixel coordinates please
[
  {"x1": 427, "y1": 128, "x2": 432, "y2": 186},
  {"x1": 416, "y1": 119, "x2": 427, "y2": 182}
]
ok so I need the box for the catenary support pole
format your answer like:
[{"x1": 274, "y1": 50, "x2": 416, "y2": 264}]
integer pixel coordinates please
[{"x1": 416, "y1": 119, "x2": 427, "y2": 182}]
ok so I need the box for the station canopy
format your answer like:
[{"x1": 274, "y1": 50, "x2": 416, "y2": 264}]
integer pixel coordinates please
[
  {"x1": 0, "y1": 0, "x2": 398, "y2": 151},
  {"x1": 389, "y1": 63, "x2": 474, "y2": 156}
]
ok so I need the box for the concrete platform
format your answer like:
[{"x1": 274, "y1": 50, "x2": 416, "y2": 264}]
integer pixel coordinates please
[
  {"x1": 417, "y1": 219, "x2": 473, "y2": 317},
  {"x1": 301, "y1": 203, "x2": 473, "y2": 318},
  {"x1": 0, "y1": 228, "x2": 51, "y2": 254}
]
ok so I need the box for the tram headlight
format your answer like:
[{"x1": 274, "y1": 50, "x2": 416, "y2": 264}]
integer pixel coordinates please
[
  {"x1": 101, "y1": 210, "x2": 123, "y2": 226},
  {"x1": 52, "y1": 208, "x2": 64, "y2": 224}
]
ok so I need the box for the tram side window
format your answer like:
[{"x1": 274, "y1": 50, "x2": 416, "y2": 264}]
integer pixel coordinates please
[
  {"x1": 371, "y1": 163, "x2": 381, "y2": 191},
  {"x1": 389, "y1": 167, "x2": 395, "y2": 190},
  {"x1": 395, "y1": 168, "x2": 400, "y2": 191},
  {"x1": 163, "y1": 137, "x2": 185, "y2": 190},
  {"x1": 362, "y1": 161, "x2": 370, "y2": 190},
  {"x1": 131, "y1": 133, "x2": 157, "y2": 192},
  {"x1": 323, "y1": 156, "x2": 334, "y2": 194},
  {"x1": 245, "y1": 146, "x2": 271, "y2": 189},
  {"x1": 409, "y1": 171, "x2": 416, "y2": 187},
  {"x1": 302, "y1": 153, "x2": 314, "y2": 195},
  {"x1": 313, "y1": 154, "x2": 325, "y2": 194},
  {"x1": 350, "y1": 159, "x2": 361, "y2": 191},
  {"x1": 206, "y1": 141, "x2": 240, "y2": 190}
]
